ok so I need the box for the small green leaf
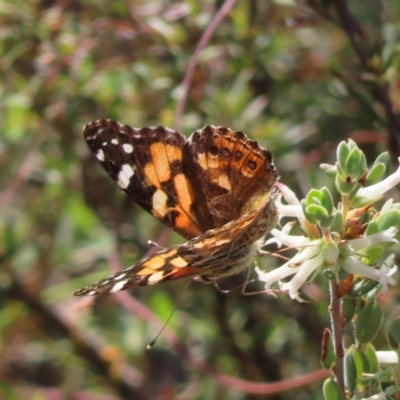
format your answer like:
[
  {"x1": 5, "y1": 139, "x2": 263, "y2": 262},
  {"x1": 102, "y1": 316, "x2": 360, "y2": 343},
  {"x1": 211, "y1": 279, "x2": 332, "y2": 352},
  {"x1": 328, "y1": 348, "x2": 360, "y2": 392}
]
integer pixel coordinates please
[
  {"x1": 321, "y1": 187, "x2": 334, "y2": 215},
  {"x1": 362, "y1": 246, "x2": 384, "y2": 266},
  {"x1": 374, "y1": 152, "x2": 390, "y2": 178},
  {"x1": 347, "y1": 279, "x2": 381, "y2": 299},
  {"x1": 330, "y1": 211, "x2": 343, "y2": 233},
  {"x1": 337, "y1": 141, "x2": 351, "y2": 171},
  {"x1": 345, "y1": 148, "x2": 366, "y2": 181},
  {"x1": 323, "y1": 378, "x2": 345, "y2": 400},
  {"x1": 366, "y1": 162, "x2": 386, "y2": 185},
  {"x1": 320, "y1": 215, "x2": 335, "y2": 229},
  {"x1": 306, "y1": 189, "x2": 324, "y2": 205},
  {"x1": 389, "y1": 317, "x2": 400, "y2": 348},
  {"x1": 305, "y1": 204, "x2": 329, "y2": 224},
  {"x1": 355, "y1": 300, "x2": 383, "y2": 344},
  {"x1": 387, "y1": 332, "x2": 398, "y2": 351},
  {"x1": 365, "y1": 220, "x2": 379, "y2": 236},
  {"x1": 353, "y1": 348, "x2": 370, "y2": 378},
  {"x1": 365, "y1": 343, "x2": 378, "y2": 374},
  {"x1": 342, "y1": 297, "x2": 356, "y2": 324},
  {"x1": 344, "y1": 347, "x2": 357, "y2": 395},
  {"x1": 374, "y1": 210, "x2": 400, "y2": 231}
]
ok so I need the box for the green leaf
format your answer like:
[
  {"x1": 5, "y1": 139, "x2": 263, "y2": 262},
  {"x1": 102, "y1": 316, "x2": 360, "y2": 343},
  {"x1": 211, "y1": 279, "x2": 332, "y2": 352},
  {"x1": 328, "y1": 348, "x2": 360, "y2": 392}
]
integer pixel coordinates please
[
  {"x1": 347, "y1": 279, "x2": 381, "y2": 299},
  {"x1": 355, "y1": 300, "x2": 383, "y2": 344},
  {"x1": 362, "y1": 246, "x2": 384, "y2": 266},
  {"x1": 374, "y1": 210, "x2": 400, "y2": 231},
  {"x1": 374, "y1": 152, "x2": 390, "y2": 178},
  {"x1": 344, "y1": 347, "x2": 357, "y2": 395},
  {"x1": 364, "y1": 343, "x2": 378, "y2": 374},
  {"x1": 388, "y1": 318, "x2": 400, "y2": 349},
  {"x1": 365, "y1": 220, "x2": 379, "y2": 236},
  {"x1": 321, "y1": 187, "x2": 334, "y2": 215},
  {"x1": 366, "y1": 162, "x2": 386, "y2": 185},
  {"x1": 306, "y1": 189, "x2": 324, "y2": 205},
  {"x1": 330, "y1": 211, "x2": 343, "y2": 234},
  {"x1": 305, "y1": 204, "x2": 329, "y2": 224},
  {"x1": 337, "y1": 141, "x2": 350, "y2": 171},
  {"x1": 353, "y1": 348, "x2": 370, "y2": 378},
  {"x1": 342, "y1": 297, "x2": 356, "y2": 324},
  {"x1": 345, "y1": 148, "x2": 366, "y2": 181},
  {"x1": 323, "y1": 378, "x2": 345, "y2": 400}
]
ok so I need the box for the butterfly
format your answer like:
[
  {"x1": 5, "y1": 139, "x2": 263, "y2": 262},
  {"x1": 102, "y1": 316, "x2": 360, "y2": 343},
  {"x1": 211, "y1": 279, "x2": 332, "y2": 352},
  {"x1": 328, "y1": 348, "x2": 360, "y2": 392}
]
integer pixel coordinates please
[{"x1": 74, "y1": 119, "x2": 278, "y2": 295}]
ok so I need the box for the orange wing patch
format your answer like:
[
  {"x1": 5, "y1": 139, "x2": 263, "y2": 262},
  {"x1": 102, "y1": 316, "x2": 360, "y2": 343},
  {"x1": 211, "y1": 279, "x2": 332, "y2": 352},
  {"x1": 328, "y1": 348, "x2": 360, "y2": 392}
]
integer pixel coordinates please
[{"x1": 145, "y1": 141, "x2": 202, "y2": 238}]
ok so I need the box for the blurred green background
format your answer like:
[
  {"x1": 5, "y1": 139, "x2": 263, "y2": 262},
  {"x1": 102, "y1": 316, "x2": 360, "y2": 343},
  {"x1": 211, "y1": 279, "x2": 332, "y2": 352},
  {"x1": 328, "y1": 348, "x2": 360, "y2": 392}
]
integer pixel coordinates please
[{"x1": 1, "y1": 0, "x2": 399, "y2": 399}]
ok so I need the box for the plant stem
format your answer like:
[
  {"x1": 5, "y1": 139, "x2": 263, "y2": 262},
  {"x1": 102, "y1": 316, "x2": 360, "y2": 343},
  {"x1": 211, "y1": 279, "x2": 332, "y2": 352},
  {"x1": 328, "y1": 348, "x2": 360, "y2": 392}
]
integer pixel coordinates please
[{"x1": 329, "y1": 279, "x2": 345, "y2": 391}]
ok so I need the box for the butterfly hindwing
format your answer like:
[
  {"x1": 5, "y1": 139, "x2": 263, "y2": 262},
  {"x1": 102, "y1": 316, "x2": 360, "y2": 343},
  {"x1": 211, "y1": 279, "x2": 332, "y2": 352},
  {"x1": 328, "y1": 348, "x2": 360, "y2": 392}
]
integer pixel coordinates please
[{"x1": 73, "y1": 189, "x2": 279, "y2": 296}]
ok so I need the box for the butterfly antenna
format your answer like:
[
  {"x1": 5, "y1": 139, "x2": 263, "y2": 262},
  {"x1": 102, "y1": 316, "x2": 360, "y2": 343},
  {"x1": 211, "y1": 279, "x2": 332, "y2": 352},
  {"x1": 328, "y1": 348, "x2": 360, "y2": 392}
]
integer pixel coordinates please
[
  {"x1": 147, "y1": 279, "x2": 192, "y2": 349},
  {"x1": 147, "y1": 240, "x2": 165, "y2": 250}
]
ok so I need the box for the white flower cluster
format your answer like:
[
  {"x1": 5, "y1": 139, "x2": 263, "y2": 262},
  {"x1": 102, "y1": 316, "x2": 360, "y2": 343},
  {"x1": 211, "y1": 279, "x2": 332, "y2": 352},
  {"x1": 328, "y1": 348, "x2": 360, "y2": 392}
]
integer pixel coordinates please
[{"x1": 257, "y1": 164, "x2": 400, "y2": 300}]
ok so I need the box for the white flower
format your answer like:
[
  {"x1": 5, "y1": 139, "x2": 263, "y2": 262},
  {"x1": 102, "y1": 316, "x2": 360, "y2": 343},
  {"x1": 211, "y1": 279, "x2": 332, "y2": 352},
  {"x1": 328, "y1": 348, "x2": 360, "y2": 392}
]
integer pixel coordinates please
[
  {"x1": 257, "y1": 240, "x2": 323, "y2": 301},
  {"x1": 376, "y1": 351, "x2": 398, "y2": 364},
  {"x1": 280, "y1": 251, "x2": 324, "y2": 301},
  {"x1": 277, "y1": 182, "x2": 300, "y2": 205},
  {"x1": 342, "y1": 257, "x2": 397, "y2": 293},
  {"x1": 276, "y1": 182, "x2": 306, "y2": 229},
  {"x1": 264, "y1": 226, "x2": 308, "y2": 248},
  {"x1": 258, "y1": 160, "x2": 400, "y2": 301},
  {"x1": 258, "y1": 225, "x2": 398, "y2": 301},
  {"x1": 344, "y1": 227, "x2": 398, "y2": 252},
  {"x1": 353, "y1": 158, "x2": 400, "y2": 205}
]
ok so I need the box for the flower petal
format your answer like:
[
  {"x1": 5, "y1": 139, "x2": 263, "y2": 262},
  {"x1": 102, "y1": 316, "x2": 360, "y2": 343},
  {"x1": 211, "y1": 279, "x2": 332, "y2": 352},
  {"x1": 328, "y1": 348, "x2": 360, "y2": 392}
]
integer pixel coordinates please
[
  {"x1": 346, "y1": 227, "x2": 398, "y2": 251},
  {"x1": 354, "y1": 158, "x2": 400, "y2": 204},
  {"x1": 280, "y1": 252, "x2": 324, "y2": 300},
  {"x1": 343, "y1": 257, "x2": 397, "y2": 292}
]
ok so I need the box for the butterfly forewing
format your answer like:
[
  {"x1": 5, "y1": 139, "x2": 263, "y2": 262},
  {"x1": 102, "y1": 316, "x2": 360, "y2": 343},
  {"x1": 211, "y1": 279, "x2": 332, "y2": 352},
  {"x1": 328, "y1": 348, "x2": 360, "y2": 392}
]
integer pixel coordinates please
[
  {"x1": 84, "y1": 119, "x2": 203, "y2": 239},
  {"x1": 187, "y1": 126, "x2": 278, "y2": 227}
]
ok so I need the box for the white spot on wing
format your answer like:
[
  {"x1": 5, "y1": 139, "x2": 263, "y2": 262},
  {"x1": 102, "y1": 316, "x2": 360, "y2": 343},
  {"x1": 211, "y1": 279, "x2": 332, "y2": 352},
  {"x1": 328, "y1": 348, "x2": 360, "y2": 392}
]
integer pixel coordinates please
[
  {"x1": 110, "y1": 279, "x2": 129, "y2": 293},
  {"x1": 117, "y1": 164, "x2": 135, "y2": 189},
  {"x1": 96, "y1": 149, "x2": 105, "y2": 162},
  {"x1": 114, "y1": 273, "x2": 127, "y2": 280},
  {"x1": 152, "y1": 189, "x2": 168, "y2": 216},
  {"x1": 111, "y1": 138, "x2": 119, "y2": 145},
  {"x1": 122, "y1": 143, "x2": 133, "y2": 153},
  {"x1": 147, "y1": 271, "x2": 165, "y2": 284}
]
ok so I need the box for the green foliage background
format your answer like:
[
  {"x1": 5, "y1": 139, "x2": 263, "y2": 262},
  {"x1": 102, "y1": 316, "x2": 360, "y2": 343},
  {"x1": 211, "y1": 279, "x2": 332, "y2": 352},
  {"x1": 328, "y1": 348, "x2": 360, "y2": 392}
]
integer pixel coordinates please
[{"x1": 0, "y1": 0, "x2": 399, "y2": 399}]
